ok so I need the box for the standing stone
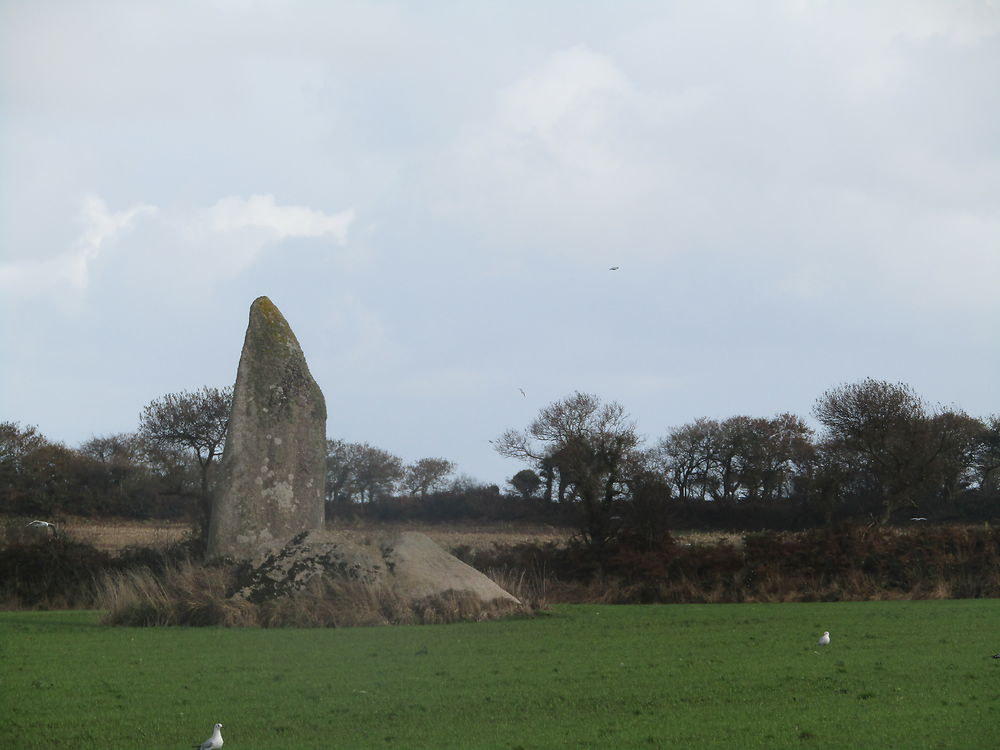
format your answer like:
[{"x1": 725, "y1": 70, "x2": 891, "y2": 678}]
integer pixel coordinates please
[{"x1": 207, "y1": 296, "x2": 327, "y2": 560}]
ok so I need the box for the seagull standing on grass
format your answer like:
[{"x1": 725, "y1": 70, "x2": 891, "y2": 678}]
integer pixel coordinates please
[
  {"x1": 819, "y1": 631, "x2": 831, "y2": 646},
  {"x1": 196, "y1": 723, "x2": 224, "y2": 750}
]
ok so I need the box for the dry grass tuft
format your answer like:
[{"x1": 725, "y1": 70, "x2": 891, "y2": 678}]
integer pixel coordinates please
[
  {"x1": 484, "y1": 565, "x2": 549, "y2": 610},
  {"x1": 97, "y1": 562, "x2": 527, "y2": 628},
  {"x1": 98, "y1": 561, "x2": 246, "y2": 626}
]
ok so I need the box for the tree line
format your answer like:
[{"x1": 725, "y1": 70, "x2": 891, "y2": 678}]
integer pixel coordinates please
[
  {"x1": 494, "y1": 380, "x2": 1000, "y2": 558},
  {"x1": 0, "y1": 386, "x2": 464, "y2": 536},
  {"x1": 2, "y1": 378, "x2": 998, "y2": 549}
]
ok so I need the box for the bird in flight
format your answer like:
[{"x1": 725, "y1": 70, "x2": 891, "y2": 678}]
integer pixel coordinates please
[
  {"x1": 609, "y1": 266, "x2": 620, "y2": 270},
  {"x1": 818, "y1": 631, "x2": 831, "y2": 646},
  {"x1": 196, "y1": 723, "x2": 224, "y2": 750},
  {"x1": 25, "y1": 520, "x2": 56, "y2": 530},
  {"x1": 519, "y1": 388, "x2": 526, "y2": 397}
]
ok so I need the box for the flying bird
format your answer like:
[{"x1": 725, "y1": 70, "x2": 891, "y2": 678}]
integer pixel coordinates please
[
  {"x1": 911, "y1": 517, "x2": 928, "y2": 521},
  {"x1": 609, "y1": 266, "x2": 620, "y2": 270},
  {"x1": 819, "y1": 631, "x2": 831, "y2": 646},
  {"x1": 519, "y1": 388, "x2": 526, "y2": 397},
  {"x1": 196, "y1": 723, "x2": 224, "y2": 750},
  {"x1": 25, "y1": 520, "x2": 56, "y2": 530}
]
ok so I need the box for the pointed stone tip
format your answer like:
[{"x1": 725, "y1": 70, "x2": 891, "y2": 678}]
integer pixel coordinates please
[
  {"x1": 251, "y1": 295, "x2": 277, "y2": 315},
  {"x1": 249, "y1": 296, "x2": 289, "y2": 330},
  {"x1": 242, "y1": 296, "x2": 302, "y2": 362}
]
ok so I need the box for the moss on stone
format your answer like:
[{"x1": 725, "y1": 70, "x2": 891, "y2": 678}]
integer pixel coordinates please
[{"x1": 241, "y1": 297, "x2": 324, "y2": 418}]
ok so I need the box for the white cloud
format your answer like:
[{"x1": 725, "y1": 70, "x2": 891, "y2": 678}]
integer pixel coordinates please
[
  {"x1": 186, "y1": 194, "x2": 356, "y2": 281},
  {"x1": 784, "y1": 0, "x2": 1000, "y2": 100},
  {"x1": 0, "y1": 1, "x2": 404, "y2": 112},
  {"x1": 0, "y1": 194, "x2": 155, "y2": 296},
  {"x1": 0, "y1": 194, "x2": 355, "y2": 300},
  {"x1": 441, "y1": 45, "x2": 668, "y2": 261},
  {"x1": 488, "y1": 46, "x2": 656, "y2": 195},
  {"x1": 208, "y1": 194, "x2": 354, "y2": 244},
  {"x1": 500, "y1": 46, "x2": 632, "y2": 150}
]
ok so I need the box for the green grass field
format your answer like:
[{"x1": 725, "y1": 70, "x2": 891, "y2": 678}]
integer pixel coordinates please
[{"x1": 2, "y1": 600, "x2": 998, "y2": 749}]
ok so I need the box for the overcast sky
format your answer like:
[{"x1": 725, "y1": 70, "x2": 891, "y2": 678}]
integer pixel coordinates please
[{"x1": 2, "y1": 0, "x2": 998, "y2": 486}]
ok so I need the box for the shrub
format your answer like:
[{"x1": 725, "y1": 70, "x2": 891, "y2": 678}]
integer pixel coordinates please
[
  {"x1": 456, "y1": 524, "x2": 1000, "y2": 605},
  {"x1": 0, "y1": 537, "x2": 113, "y2": 609},
  {"x1": 0, "y1": 522, "x2": 201, "y2": 610}
]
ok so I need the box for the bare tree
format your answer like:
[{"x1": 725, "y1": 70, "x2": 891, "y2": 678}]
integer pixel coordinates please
[
  {"x1": 0, "y1": 422, "x2": 50, "y2": 514},
  {"x1": 403, "y1": 457, "x2": 456, "y2": 497},
  {"x1": 717, "y1": 414, "x2": 814, "y2": 503},
  {"x1": 651, "y1": 414, "x2": 812, "y2": 504},
  {"x1": 0, "y1": 421, "x2": 46, "y2": 488},
  {"x1": 138, "y1": 386, "x2": 232, "y2": 537},
  {"x1": 926, "y1": 411, "x2": 988, "y2": 505},
  {"x1": 495, "y1": 391, "x2": 640, "y2": 558},
  {"x1": 352, "y1": 443, "x2": 404, "y2": 503},
  {"x1": 325, "y1": 439, "x2": 362, "y2": 505},
  {"x1": 813, "y1": 379, "x2": 966, "y2": 524},
  {"x1": 974, "y1": 416, "x2": 1000, "y2": 495},
  {"x1": 79, "y1": 432, "x2": 146, "y2": 501},
  {"x1": 649, "y1": 418, "x2": 721, "y2": 501}
]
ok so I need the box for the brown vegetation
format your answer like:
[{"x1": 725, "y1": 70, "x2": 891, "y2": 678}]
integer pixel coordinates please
[
  {"x1": 6, "y1": 514, "x2": 1000, "y2": 617},
  {"x1": 97, "y1": 561, "x2": 526, "y2": 627},
  {"x1": 454, "y1": 523, "x2": 1000, "y2": 605},
  {"x1": 6, "y1": 515, "x2": 572, "y2": 555},
  {"x1": 46, "y1": 516, "x2": 191, "y2": 551}
]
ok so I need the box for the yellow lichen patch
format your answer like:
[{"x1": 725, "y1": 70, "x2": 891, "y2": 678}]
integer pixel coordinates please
[
  {"x1": 247, "y1": 296, "x2": 302, "y2": 365},
  {"x1": 252, "y1": 297, "x2": 292, "y2": 339},
  {"x1": 252, "y1": 296, "x2": 280, "y2": 324}
]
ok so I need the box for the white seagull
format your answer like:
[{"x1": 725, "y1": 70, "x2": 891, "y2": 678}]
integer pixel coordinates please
[
  {"x1": 195, "y1": 723, "x2": 224, "y2": 750},
  {"x1": 25, "y1": 520, "x2": 56, "y2": 531},
  {"x1": 818, "y1": 631, "x2": 831, "y2": 646}
]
